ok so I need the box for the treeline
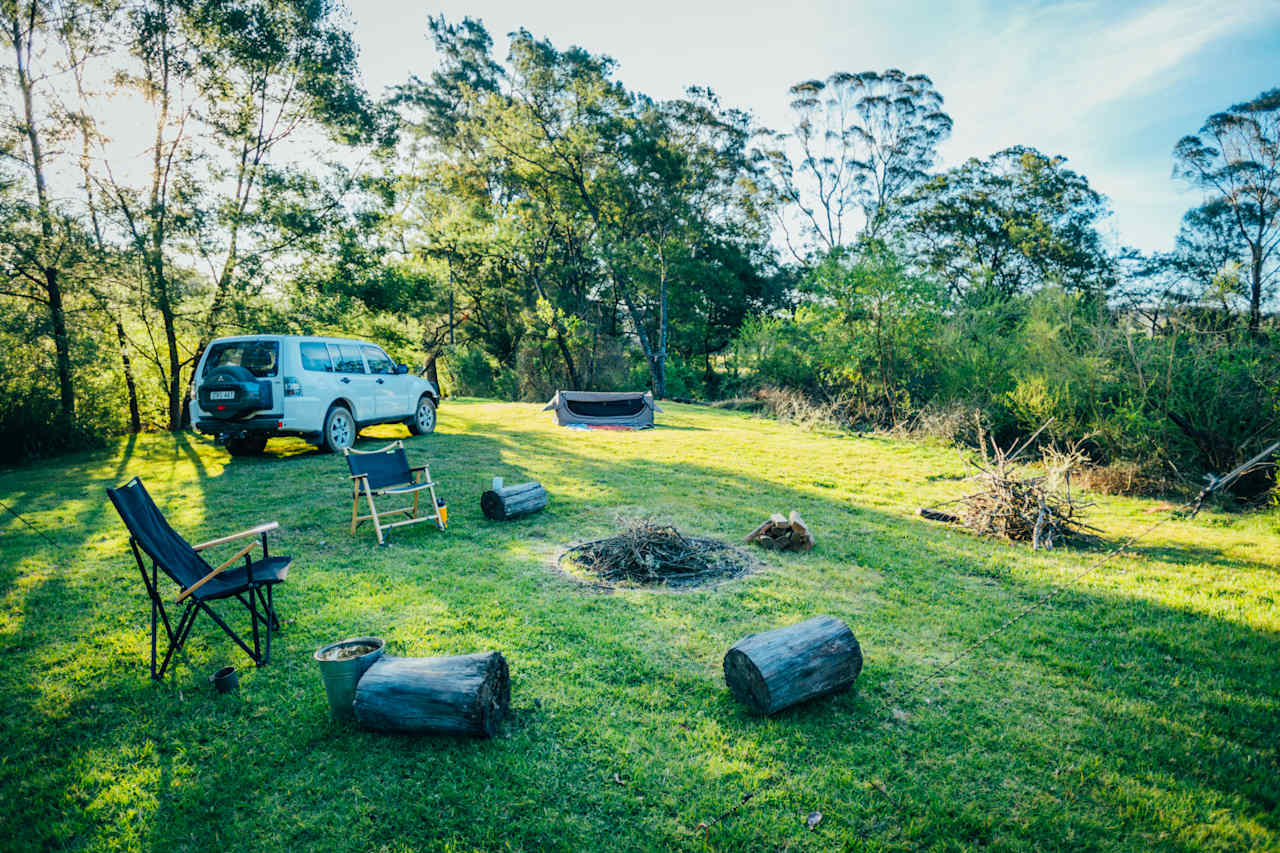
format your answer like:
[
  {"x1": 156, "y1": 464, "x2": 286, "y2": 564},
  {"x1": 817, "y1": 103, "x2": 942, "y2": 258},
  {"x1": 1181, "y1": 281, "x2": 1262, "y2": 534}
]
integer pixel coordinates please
[{"x1": 2, "y1": 4, "x2": 1277, "y2": 497}]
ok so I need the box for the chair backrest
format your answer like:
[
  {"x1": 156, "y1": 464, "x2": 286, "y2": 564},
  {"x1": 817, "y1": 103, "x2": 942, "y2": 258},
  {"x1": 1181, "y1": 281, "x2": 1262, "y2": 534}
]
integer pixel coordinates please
[
  {"x1": 345, "y1": 441, "x2": 413, "y2": 490},
  {"x1": 106, "y1": 477, "x2": 211, "y2": 588}
]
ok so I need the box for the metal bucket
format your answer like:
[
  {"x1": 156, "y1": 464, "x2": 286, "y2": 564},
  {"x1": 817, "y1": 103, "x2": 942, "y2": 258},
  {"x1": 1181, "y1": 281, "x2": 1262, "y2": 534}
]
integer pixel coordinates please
[{"x1": 314, "y1": 636, "x2": 385, "y2": 719}]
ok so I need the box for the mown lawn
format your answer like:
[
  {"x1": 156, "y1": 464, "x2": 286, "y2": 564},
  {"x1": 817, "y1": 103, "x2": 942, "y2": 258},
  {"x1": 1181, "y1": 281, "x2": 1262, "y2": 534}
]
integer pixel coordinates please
[{"x1": 1, "y1": 400, "x2": 1277, "y2": 852}]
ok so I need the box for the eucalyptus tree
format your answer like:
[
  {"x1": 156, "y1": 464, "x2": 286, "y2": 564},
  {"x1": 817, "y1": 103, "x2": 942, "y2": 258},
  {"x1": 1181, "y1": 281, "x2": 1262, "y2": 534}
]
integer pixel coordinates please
[
  {"x1": 1163, "y1": 199, "x2": 1251, "y2": 315},
  {"x1": 1174, "y1": 88, "x2": 1280, "y2": 332},
  {"x1": 760, "y1": 69, "x2": 951, "y2": 258},
  {"x1": 1, "y1": 0, "x2": 82, "y2": 424},
  {"x1": 899, "y1": 146, "x2": 1113, "y2": 301},
  {"x1": 95, "y1": 0, "x2": 383, "y2": 429}
]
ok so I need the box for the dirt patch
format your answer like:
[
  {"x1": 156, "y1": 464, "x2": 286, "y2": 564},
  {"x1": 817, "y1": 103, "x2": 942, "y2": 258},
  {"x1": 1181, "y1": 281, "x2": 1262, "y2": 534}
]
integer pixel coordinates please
[{"x1": 558, "y1": 518, "x2": 753, "y2": 589}]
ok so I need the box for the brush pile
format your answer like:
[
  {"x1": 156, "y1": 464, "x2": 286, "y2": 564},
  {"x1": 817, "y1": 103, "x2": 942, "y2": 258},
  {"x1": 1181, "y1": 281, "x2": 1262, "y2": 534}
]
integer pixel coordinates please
[
  {"x1": 561, "y1": 517, "x2": 751, "y2": 588},
  {"x1": 920, "y1": 421, "x2": 1099, "y2": 549}
]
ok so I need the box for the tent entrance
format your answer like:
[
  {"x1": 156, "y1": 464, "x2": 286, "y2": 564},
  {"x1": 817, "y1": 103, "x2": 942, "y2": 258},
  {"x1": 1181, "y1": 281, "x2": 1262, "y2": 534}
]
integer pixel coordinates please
[{"x1": 564, "y1": 397, "x2": 647, "y2": 418}]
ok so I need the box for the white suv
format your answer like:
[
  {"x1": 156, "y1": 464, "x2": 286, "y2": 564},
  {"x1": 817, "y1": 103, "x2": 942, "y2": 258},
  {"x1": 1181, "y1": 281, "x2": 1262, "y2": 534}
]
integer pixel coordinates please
[{"x1": 191, "y1": 335, "x2": 441, "y2": 456}]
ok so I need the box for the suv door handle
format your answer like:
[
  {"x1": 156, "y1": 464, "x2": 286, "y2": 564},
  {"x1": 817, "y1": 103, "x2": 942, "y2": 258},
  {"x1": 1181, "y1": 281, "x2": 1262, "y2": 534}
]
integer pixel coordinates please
[
  {"x1": 376, "y1": 378, "x2": 384, "y2": 384},
  {"x1": 340, "y1": 377, "x2": 350, "y2": 384}
]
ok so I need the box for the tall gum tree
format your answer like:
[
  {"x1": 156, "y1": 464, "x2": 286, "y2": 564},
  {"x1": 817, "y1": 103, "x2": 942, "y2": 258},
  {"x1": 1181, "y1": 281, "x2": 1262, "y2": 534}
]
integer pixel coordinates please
[
  {"x1": 1174, "y1": 88, "x2": 1280, "y2": 333},
  {"x1": 760, "y1": 69, "x2": 952, "y2": 259},
  {"x1": 2, "y1": 0, "x2": 77, "y2": 424}
]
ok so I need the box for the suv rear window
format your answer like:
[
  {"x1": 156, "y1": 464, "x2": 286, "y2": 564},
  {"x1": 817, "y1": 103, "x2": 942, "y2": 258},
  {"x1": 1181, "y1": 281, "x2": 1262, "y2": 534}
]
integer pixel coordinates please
[{"x1": 202, "y1": 340, "x2": 279, "y2": 378}]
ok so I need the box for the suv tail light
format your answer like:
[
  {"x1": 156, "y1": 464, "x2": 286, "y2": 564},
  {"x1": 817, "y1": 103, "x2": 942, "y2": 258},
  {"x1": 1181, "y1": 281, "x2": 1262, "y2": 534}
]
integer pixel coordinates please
[{"x1": 284, "y1": 376, "x2": 302, "y2": 397}]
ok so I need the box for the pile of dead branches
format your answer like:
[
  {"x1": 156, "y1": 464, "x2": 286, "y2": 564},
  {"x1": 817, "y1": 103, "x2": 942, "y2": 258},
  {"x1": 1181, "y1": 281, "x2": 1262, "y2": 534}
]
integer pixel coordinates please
[
  {"x1": 561, "y1": 517, "x2": 752, "y2": 588},
  {"x1": 920, "y1": 421, "x2": 1099, "y2": 549}
]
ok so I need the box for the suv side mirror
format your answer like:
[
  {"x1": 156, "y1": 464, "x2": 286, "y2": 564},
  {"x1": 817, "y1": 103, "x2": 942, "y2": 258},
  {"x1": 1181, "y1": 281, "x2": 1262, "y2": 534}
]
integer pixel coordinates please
[{"x1": 396, "y1": 364, "x2": 410, "y2": 375}]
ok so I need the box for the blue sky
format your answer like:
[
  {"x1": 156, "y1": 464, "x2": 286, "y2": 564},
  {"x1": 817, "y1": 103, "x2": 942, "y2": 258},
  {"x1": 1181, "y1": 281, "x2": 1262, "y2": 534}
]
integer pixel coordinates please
[{"x1": 347, "y1": 0, "x2": 1280, "y2": 254}]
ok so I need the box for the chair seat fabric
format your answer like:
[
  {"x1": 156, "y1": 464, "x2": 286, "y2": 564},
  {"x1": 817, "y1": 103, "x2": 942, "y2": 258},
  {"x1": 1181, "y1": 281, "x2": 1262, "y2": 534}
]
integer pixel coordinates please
[
  {"x1": 368, "y1": 482, "x2": 434, "y2": 496},
  {"x1": 190, "y1": 556, "x2": 291, "y2": 601}
]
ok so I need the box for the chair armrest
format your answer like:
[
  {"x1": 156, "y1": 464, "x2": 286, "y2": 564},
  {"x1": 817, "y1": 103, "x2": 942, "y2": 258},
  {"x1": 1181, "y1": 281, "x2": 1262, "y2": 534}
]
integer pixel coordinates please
[
  {"x1": 409, "y1": 465, "x2": 429, "y2": 473},
  {"x1": 193, "y1": 521, "x2": 279, "y2": 552},
  {"x1": 177, "y1": 540, "x2": 258, "y2": 602}
]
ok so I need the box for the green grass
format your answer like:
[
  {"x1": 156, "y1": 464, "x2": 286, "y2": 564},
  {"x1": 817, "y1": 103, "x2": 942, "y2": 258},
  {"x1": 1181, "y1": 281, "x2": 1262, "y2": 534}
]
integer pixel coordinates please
[{"x1": 1, "y1": 400, "x2": 1277, "y2": 852}]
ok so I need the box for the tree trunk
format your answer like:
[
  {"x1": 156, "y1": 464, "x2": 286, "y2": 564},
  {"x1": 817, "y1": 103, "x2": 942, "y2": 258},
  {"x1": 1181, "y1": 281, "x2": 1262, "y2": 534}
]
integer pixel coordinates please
[
  {"x1": 11, "y1": 10, "x2": 74, "y2": 425},
  {"x1": 353, "y1": 652, "x2": 510, "y2": 737},
  {"x1": 481, "y1": 482, "x2": 548, "y2": 520},
  {"x1": 1248, "y1": 244, "x2": 1262, "y2": 334},
  {"x1": 46, "y1": 266, "x2": 75, "y2": 424},
  {"x1": 723, "y1": 615, "x2": 862, "y2": 715},
  {"x1": 115, "y1": 319, "x2": 142, "y2": 433}
]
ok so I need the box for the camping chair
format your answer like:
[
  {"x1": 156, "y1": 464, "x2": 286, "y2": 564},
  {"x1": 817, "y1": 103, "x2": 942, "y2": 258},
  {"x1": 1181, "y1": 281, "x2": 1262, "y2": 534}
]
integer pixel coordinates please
[
  {"x1": 106, "y1": 477, "x2": 290, "y2": 680},
  {"x1": 345, "y1": 440, "x2": 444, "y2": 545}
]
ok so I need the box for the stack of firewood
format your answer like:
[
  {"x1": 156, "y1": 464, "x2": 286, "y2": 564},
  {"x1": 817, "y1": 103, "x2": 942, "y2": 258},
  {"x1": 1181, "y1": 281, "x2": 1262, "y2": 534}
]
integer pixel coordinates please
[{"x1": 745, "y1": 511, "x2": 815, "y2": 552}]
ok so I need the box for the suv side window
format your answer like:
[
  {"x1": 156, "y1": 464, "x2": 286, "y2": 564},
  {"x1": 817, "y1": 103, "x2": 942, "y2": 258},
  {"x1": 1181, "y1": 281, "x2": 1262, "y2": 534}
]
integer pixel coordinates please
[
  {"x1": 327, "y1": 343, "x2": 366, "y2": 374},
  {"x1": 362, "y1": 345, "x2": 395, "y2": 375},
  {"x1": 299, "y1": 342, "x2": 333, "y2": 372}
]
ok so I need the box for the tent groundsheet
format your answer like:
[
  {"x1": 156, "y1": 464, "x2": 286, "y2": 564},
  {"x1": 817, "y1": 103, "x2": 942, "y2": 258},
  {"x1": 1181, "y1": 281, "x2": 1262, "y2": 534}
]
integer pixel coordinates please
[{"x1": 543, "y1": 390, "x2": 661, "y2": 428}]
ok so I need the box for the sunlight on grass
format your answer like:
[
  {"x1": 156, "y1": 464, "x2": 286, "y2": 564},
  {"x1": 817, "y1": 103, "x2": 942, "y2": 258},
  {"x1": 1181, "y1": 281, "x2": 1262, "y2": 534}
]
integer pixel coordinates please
[{"x1": 1, "y1": 401, "x2": 1276, "y2": 851}]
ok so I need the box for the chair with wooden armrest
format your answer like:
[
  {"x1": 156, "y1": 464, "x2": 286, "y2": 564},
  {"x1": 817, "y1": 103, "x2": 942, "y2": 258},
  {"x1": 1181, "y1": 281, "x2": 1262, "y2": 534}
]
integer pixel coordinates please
[
  {"x1": 344, "y1": 440, "x2": 444, "y2": 545},
  {"x1": 106, "y1": 477, "x2": 290, "y2": 680}
]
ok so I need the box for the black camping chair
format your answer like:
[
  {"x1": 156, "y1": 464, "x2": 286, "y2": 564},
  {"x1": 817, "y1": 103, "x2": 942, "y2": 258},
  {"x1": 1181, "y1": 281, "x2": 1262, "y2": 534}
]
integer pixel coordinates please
[
  {"x1": 345, "y1": 440, "x2": 444, "y2": 545},
  {"x1": 106, "y1": 477, "x2": 290, "y2": 680}
]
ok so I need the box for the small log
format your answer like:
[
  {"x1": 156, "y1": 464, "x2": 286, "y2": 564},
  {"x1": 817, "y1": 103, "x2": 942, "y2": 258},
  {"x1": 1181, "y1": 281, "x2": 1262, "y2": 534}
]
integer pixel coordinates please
[
  {"x1": 723, "y1": 616, "x2": 862, "y2": 715},
  {"x1": 481, "y1": 481, "x2": 548, "y2": 520},
  {"x1": 917, "y1": 507, "x2": 959, "y2": 524},
  {"x1": 353, "y1": 652, "x2": 510, "y2": 737},
  {"x1": 788, "y1": 510, "x2": 815, "y2": 551}
]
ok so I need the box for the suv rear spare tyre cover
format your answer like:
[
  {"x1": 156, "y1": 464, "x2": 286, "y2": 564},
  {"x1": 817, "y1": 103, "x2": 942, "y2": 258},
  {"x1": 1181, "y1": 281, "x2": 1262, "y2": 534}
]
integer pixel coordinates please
[{"x1": 199, "y1": 364, "x2": 273, "y2": 419}]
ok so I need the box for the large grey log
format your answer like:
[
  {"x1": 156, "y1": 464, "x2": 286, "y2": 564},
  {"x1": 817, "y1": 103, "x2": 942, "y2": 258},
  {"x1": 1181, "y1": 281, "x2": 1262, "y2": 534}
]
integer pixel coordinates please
[
  {"x1": 723, "y1": 616, "x2": 862, "y2": 715},
  {"x1": 481, "y1": 481, "x2": 548, "y2": 520},
  {"x1": 353, "y1": 652, "x2": 510, "y2": 737}
]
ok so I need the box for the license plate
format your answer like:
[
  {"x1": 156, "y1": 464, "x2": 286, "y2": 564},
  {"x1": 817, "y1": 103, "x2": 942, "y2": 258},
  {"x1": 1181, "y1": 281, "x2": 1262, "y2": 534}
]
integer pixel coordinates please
[{"x1": 210, "y1": 391, "x2": 235, "y2": 400}]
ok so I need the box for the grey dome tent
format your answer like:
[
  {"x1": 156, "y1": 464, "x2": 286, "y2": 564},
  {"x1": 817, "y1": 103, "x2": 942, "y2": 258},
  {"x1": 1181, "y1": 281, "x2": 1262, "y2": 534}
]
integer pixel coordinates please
[{"x1": 543, "y1": 390, "x2": 662, "y2": 428}]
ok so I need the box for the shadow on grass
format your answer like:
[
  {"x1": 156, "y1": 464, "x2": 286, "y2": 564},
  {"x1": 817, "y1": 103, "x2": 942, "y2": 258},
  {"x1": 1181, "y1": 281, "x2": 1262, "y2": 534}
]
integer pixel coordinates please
[{"x1": 1, "y1": 421, "x2": 1277, "y2": 850}]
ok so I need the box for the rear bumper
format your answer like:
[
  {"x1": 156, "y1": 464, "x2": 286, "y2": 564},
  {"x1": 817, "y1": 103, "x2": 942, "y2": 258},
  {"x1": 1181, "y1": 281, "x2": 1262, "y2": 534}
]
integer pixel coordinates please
[{"x1": 195, "y1": 417, "x2": 318, "y2": 443}]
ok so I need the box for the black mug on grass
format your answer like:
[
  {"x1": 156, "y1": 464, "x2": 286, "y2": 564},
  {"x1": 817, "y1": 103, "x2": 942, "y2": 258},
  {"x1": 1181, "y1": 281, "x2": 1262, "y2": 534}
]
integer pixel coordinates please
[{"x1": 210, "y1": 666, "x2": 238, "y2": 693}]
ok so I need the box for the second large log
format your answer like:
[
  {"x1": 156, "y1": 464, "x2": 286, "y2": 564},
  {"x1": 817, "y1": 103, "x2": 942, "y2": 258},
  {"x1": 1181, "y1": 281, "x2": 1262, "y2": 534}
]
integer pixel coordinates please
[
  {"x1": 481, "y1": 481, "x2": 548, "y2": 520},
  {"x1": 353, "y1": 651, "x2": 510, "y2": 737},
  {"x1": 723, "y1": 616, "x2": 862, "y2": 715}
]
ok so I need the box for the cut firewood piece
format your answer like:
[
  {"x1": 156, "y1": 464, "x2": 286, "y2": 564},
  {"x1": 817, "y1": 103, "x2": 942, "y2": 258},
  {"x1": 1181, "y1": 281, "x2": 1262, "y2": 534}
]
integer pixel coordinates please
[
  {"x1": 481, "y1": 481, "x2": 548, "y2": 521},
  {"x1": 769, "y1": 512, "x2": 788, "y2": 527},
  {"x1": 723, "y1": 616, "x2": 862, "y2": 715},
  {"x1": 353, "y1": 652, "x2": 510, "y2": 737},
  {"x1": 788, "y1": 511, "x2": 814, "y2": 551},
  {"x1": 917, "y1": 507, "x2": 960, "y2": 523}
]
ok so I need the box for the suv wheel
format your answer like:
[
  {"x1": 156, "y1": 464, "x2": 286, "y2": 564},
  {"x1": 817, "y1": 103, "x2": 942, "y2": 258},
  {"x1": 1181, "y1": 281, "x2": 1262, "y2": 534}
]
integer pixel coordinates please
[
  {"x1": 321, "y1": 405, "x2": 356, "y2": 453},
  {"x1": 407, "y1": 396, "x2": 437, "y2": 435},
  {"x1": 226, "y1": 435, "x2": 268, "y2": 457}
]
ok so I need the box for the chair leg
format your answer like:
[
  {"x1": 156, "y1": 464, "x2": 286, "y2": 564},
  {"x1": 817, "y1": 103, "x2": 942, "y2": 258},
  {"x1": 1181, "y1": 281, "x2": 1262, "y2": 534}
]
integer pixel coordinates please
[
  {"x1": 351, "y1": 482, "x2": 360, "y2": 534},
  {"x1": 250, "y1": 589, "x2": 262, "y2": 665},
  {"x1": 366, "y1": 489, "x2": 385, "y2": 545},
  {"x1": 151, "y1": 592, "x2": 159, "y2": 680},
  {"x1": 202, "y1": 601, "x2": 262, "y2": 665},
  {"x1": 157, "y1": 603, "x2": 198, "y2": 680},
  {"x1": 267, "y1": 584, "x2": 280, "y2": 631},
  {"x1": 425, "y1": 465, "x2": 445, "y2": 530}
]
